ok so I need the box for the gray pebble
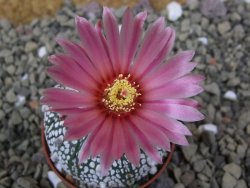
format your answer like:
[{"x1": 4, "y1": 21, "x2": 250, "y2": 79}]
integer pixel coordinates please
[
  {"x1": 204, "y1": 82, "x2": 221, "y2": 96},
  {"x1": 25, "y1": 42, "x2": 38, "y2": 52},
  {"x1": 181, "y1": 144, "x2": 198, "y2": 162},
  {"x1": 218, "y1": 21, "x2": 231, "y2": 35},
  {"x1": 193, "y1": 160, "x2": 206, "y2": 172},
  {"x1": 222, "y1": 173, "x2": 237, "y2": 188},
  {"x1": 173, "y1": 183, "x2": 185, "y2": 188},
  {"x1": 233, "y1": 25, "x2": 245, "y2": 40},
  {"x1": 223, "y1": 163, "x2": 241, "y2": 179},
  {"x1": 235, "y1": 179, "x2": 248, "y2": 188},
  {"x1": 9, "y1": 111, "x2": 22, "y2": 126},
  {"x1": 173, "y1": 167, "x2": 182, "y2": 182},
  {"x1": 246, "y1": 124, "x2": 250, "y2": 134},
  {"x1": 187, "y1": 0, "x2": 199, "y2": 10},
  {"x1": 6, "y1": 65, "x2": 16, "y2": 75},
  {"x1": 0, "y1": 110, "x2": 4, "y2": 120},
  {"x1": 5, "y1": 89, "x2": 16, "y2": 103},
  {"x1": 17, "y1": 177, "x2": 39, "y2": 188},
  {"x1": 180, "y1": 170, "x2": 195, "y2": 186},
  {"x1": 20, "y1": 107, "x2": 31, "y2": 119},
  {"x1": 0, "y1": 19, "x2": 11, "y2": 31}
]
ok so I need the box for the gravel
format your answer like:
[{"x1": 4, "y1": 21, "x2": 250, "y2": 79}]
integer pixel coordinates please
[{"x1": 0, "y1": 0, "x2": 250, "y2": 187}]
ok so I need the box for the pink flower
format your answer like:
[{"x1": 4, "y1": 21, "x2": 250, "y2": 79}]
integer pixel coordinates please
[{"x1": 42, "y1": 7, "x2": 204, "y2": 174}]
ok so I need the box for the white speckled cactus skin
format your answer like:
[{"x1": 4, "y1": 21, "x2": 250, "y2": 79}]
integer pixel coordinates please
[{"x1": 43, "y1": 110, "x2": 168, "y2": 187}]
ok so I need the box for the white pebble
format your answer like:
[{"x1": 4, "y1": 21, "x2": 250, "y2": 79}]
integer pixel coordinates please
[
  {"x1": 21, "y1": 73, "x2": 28, "y2": 81},
  {"x1": 198, "y1": 37, "x2": 208, "y2": 45},
  {"x1": 167, "y1": 2, "x2": 183, "y2": 21},
  {"x1": 224, "y1": 90, "x2": 237, "y2": 101},
  {"x1": 245, "y1": 0, "x2": 250, "y2": 3},
  {"x1": 199, "y1": 123, "x2": 218, "y2": 134},
  {"x1": 47, "y1": 171, "x2": 62, "y2": 188},
  {"x1": 15, "y1": 95, "x2": 26, "y2": 107},
  {"x1": 38, "y1": 46, "x2": 47, "y2": 57}
]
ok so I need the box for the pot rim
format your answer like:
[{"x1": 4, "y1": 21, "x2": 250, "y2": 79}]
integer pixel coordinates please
[{"x1": 41, "y1": 125, "x2": 175, "y2": 188}]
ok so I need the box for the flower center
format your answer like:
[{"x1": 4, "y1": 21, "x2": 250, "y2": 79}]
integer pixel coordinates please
[{"x1": 102, "y1": 74, "x2": 141, "y2": 114}]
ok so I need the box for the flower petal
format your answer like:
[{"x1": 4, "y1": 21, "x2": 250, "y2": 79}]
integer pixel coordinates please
[
  {"x1": 143, "y1": 103, "x2": 204, "y2": 122},
  {"x1": 137, "y1": 109, "x2": 192, "y2": 136},
  {"x1": 75, "y1": 16, "x2": 113, "y2": 80},
  {"x1": 142, "y1": 51, "x2": 196, "y2": 87},
  {"x1": 78, "y1": 122, "x2": 104, "y2": 163},
  {"x1": 99, "y1": 119, "x2": 115, "y2": 175},
  {"x1": 56, "y1": 39, "x2": 100, "y2": 82},
  {"x1": 64, "y1": 109, "x2": 102, "y2": 128},
  {"x1": 120, "y1": 119, "x2": 140, "y2": 166},
  {"x1": 137, "y1": 28, "x2": 176, "y2": 78},
  {"x1": 103, "y1": 7, "x2": 120, "y2": 73},
  {"x1": 127, "y1": 119, "x2": 162, "y2": 163},
  {"x1": 130, "y1": 116, "x2": 171, "y2": 151},
  {"x1": 144, "y1": 75, "x2": 204, "y2": 100},
  {"x1": 131, "y1": 17, "x2": 170, "y2": 79},
  {"x1": 47, "y1": 54, "x2": 97, "y2": 92},
  {"x1": 119, "y1": 8, "x2": 147, "y2": 73},
  {"x1": 144, "y1": 99, "x2": 200, "y2": 108},
  {"x1": 64, "y1": 114, "x2": 104, "y2": 141},
  {"x1": 90, "y1": 117, "x2": 113, "y2": 157},
  {"x1": 41, "y1": 88, "x2": 94, "y2": 109},
  {"x1": 111, "y1": 118, "x2": 125, "y2": 160},
  {"x1": 49, "y1": 107, "x2": 96, "y2": 116},
  {"x1": 163, "y1": 129, "x2": 189, "y2": 146}
]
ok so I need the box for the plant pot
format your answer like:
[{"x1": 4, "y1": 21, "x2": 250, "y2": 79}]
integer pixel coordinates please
[{"x1": 42, "y1": 124, "x2": 175, "y2": 188}]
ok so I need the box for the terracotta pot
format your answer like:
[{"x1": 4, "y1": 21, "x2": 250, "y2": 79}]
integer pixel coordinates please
[{"x1": 42, "y1": 126, "x2": 175, "y2": 188}]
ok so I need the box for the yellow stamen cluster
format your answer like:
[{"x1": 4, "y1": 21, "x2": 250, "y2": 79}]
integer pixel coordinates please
[{"x1": 102, "y1": 74, "x2": 140, "y2": 114}]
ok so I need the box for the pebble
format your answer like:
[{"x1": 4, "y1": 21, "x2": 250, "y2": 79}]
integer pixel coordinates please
[
  {"x1": 6, "y1": 89, "x2": 16, "y2": 103},
  {"x1": 167, "y1": 2, "x2": 183, "y2": 21},
  {"x1": 187, "y1": 0, "x2": 199, "y2": 10},
  {"x1": 15, "y1": 95, "x2": 26, "y2": 107},
  {"x1": 173, "y1": 167, "x2": 182, "y2": 182},
  {"x1": 235, "y1": 179, "x2": 248, "y2": 188},
  {"x1": 224, "y1": 90, "x2": 237, "y2": 101},
  {"x1": 17, "y1": 177, "x2": 39, "y2": 188},
  {"x1": 198, "y1": 123, "x2": 218, "y2": 134},
  {"x1": 9, "y1": 110, "x2": 22, "y2": 125},
  {"x1": 0, "y1": 19, "x2": 11, "y2": 31},
  {"x1": 0, "y1": 110, "x2": 4, "y2": 120},
  {"x1": 47, "y1": 171, "x2": 62, "y2": 188},
  {"x1": 218, "y1": 21, "x2": 231, "y2": 35},
  {"x1": 0, "y1": 49, "x2": 12, "y2": 58},
  {"x1": 193, "y1": 160, "x2": 206, "y2": 172},
  {"x1": 38, "y1": 46, "x2": 47, "y2": 58},
  {"x1": 204, "y1": 82, "x2": 221, "y2": 96},
  {"x1": 180, "y1": 170, "x2": 195, "y2": 186},
  {"x1": 25, "y1": 41, "x2": 38, "y2": 52},
  {"x1": 198, "y1": 37, "x2": 208, "y2": 45},
  {"x1": 223, "y1": 163, "x2": 242, "y2": 179},
  {"x1": 233, "y1": 25, "x2": 245, "y2": 39},
  {"x1": 222, "y1": 173, "x2": 237, "y2": 188},
  {"x1": 6, "y1": 65, "x2": 16, "y2": 75},
  {"x1": 181, "y1": 144, "x2": 198, "y2": 162},
  {"x1": 247, "y1": 125, "x2": 250, "y2": 134},
  {"x1": 201, "y1": 0, "x2": 227, "y2": 17},
  {"x1": 174, "y1": 183, "x2": 185, "y2": 188}
]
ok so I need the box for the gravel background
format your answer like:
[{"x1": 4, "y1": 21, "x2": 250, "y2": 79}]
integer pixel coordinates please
[{"x1": 0, "y1": 0, "x2": 250, "y2": 188}]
